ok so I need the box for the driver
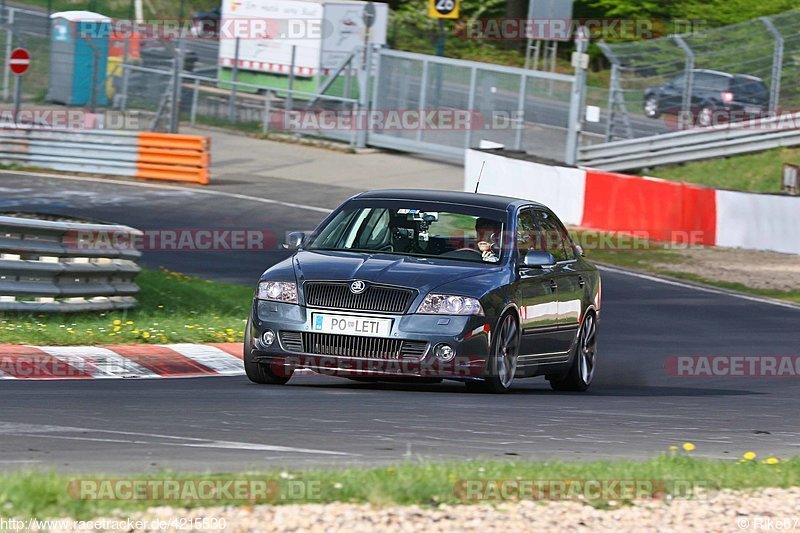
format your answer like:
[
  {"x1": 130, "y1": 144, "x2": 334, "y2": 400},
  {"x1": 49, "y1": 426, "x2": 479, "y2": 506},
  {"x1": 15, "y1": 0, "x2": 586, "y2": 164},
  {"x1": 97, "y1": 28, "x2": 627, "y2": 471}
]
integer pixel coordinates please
[{"x1": 475, "y1": 218, "x2": 501, "y2": 263}]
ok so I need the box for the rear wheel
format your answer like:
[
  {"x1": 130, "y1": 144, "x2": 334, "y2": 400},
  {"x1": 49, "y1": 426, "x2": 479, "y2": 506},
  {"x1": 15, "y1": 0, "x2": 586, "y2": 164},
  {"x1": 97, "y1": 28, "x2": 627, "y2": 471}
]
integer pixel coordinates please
[
  {"x1": 466, "y1": 313, "x2": 519, "y2": 394},
  {"x1": 549, "y1": 312, "x2": 597, "y2": 392},
  {"x1": 243, "y1": 318, "x2": 292, "y2": 385}
]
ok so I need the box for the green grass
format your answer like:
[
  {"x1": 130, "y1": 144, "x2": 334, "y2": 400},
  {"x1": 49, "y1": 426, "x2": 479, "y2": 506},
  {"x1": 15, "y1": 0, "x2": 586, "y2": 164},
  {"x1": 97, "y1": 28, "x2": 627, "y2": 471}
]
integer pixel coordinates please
[
  {"x1": 645, "y1": 146, "x2": 800, "y2": 193},
  {"x1": 0, "y1": 268, "x2": 252, "y2": 345},
  {"x1": 0, "y1": 455, "x2": 796, "y2": 519}
]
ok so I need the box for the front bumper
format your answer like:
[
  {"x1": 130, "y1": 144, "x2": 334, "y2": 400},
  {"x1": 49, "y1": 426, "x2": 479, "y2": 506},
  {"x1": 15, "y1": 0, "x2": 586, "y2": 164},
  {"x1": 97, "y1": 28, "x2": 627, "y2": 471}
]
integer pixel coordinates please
[{"x1": 248, "y1": 300, "x2": 492, "y2": 380}]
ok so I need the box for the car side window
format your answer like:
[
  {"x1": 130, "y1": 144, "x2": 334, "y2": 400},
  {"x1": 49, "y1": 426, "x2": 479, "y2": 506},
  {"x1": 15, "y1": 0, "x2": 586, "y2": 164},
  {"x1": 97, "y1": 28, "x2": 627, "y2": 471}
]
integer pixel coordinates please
[
  {"x1": 515, "y1": 209, "x2": 538, "y2": 258},
  {"x1": 536, "y1": 211, "x2": 573, "y2": 263}
]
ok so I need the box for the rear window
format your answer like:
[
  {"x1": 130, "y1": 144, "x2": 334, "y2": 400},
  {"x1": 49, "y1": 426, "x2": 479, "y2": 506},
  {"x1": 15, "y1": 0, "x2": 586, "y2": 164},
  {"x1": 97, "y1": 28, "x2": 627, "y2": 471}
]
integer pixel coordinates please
[
  {"x1": 693, "y1": 73, "x2": 730, "y2": 92},
  {"x1": 731, "y1": 77, "x2": 768, "y2": 97}
]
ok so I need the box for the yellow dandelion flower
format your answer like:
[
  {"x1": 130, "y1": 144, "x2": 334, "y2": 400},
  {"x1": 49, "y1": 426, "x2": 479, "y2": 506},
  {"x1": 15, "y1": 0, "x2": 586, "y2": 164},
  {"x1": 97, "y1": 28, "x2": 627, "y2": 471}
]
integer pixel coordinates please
[
  {"x1": 113, "y1": 326, "x2": 121, "y2": 332},
  {"x1": 142, "y1": 332, "x2": 151, "y2": 339},
  {"x1": 669, "y1": 445, "x2": 678, "y2": 452},
  {"x1": 682, "y1": 442, "x2": 695, "y2": 452},
  {"x1": 764, "y1": 457, "x2": 779, "y2": 465},
  {"x1": 743, "y1": 451, "x2": 756, "y2": 461},
  {"x1": 126, "y1": 321, "x2": 134, "y2": 325},
  {"x1": 113, "y1": 320, "x2": 121, "y2": 325}
]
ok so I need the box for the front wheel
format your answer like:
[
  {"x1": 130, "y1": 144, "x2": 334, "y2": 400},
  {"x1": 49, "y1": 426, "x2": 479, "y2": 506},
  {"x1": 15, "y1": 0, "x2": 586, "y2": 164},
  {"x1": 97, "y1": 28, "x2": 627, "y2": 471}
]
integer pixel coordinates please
[
  {"x1": 465, "y1": 313, "x2": 519, "y2": 394},
  {"x1": 643, "y1": 95, "x2": 660, "y2": 118},
  {"x1": 243, "y1": 318, "x2": 293, "y2": 385},
  {"x1": 549, "y1": 312, "x2": 597, "y2": 392}
]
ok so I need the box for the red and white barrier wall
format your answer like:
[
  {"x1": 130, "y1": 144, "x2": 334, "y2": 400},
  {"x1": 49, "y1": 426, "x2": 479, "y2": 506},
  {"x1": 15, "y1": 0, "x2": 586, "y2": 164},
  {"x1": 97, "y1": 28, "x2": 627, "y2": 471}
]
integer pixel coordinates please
[{"x1": 465, "y1": 149, "x2": 800, "y2": 255}]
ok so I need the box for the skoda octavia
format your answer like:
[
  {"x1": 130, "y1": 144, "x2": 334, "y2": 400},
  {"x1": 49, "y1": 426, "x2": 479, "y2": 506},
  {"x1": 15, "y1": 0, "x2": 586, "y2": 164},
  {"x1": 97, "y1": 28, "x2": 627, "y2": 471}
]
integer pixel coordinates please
[{"x1": 245, "y1": 190, "x2": 600, "y2": 393}]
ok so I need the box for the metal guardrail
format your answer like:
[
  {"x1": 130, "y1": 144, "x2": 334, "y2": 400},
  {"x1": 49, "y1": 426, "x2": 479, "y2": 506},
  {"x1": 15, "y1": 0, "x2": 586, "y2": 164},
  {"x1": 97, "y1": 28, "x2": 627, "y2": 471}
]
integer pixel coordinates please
[
  {"x1": 578, "y1": 115, "x2": 800, "y2": 171},
  {"x1": 0, "y1": 127, "x2": 211, "y2": 184},
  {"x1": 0, "y1": 215, "x2": 142, "y2": 313}
]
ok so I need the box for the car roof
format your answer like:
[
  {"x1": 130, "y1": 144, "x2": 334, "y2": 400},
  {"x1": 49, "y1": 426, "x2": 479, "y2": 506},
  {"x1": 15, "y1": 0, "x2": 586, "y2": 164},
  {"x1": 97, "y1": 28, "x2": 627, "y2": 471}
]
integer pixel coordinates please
[{"x1": 354, "y1": 189, "x2": 539, "y2": 211}]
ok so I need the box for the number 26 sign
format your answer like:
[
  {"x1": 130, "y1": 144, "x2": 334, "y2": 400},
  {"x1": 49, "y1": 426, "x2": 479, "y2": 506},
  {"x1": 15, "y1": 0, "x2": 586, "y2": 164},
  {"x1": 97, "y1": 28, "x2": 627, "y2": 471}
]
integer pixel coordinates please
[{"x1": 428, "y1": 0, "x2": 459, "y2": 19}]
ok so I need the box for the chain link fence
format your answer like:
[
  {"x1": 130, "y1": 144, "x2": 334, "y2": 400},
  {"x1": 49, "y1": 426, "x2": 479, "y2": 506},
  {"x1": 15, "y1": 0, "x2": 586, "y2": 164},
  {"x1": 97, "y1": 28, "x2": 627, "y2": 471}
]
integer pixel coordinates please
[{"x1": 599, "y1": 9, "x2": 800, "y2": 141}]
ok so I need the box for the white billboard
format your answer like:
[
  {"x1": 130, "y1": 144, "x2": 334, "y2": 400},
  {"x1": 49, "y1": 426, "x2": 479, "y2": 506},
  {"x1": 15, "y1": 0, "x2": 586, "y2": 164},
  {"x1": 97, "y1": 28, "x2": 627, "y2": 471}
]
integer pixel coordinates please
[{"x1": 219, "y1": 0, "x2": 388, "y2": 77}]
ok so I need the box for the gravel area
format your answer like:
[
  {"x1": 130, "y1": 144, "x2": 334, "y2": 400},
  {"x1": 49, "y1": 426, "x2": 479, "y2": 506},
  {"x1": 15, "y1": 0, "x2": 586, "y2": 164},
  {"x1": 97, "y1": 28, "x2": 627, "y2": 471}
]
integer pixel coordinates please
[
  {"x1": 652, "y1": 246, "x2": 800, "y2": 292},
  {"x1": 60, "y1": 487, "x2": 800, "y2": 532}
]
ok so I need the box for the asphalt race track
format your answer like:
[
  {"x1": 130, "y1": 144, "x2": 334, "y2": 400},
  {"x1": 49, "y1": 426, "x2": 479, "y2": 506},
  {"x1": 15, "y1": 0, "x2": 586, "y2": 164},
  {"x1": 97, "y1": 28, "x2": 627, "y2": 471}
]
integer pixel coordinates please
[{"x1": 1, "y1": 172, "x2": 799, "y2": 473}]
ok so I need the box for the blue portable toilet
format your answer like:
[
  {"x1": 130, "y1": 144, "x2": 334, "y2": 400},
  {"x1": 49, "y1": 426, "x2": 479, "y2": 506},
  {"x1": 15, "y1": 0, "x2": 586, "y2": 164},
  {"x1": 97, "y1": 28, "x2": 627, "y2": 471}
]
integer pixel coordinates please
[{"x1": 47, "y1": 11, "x2": 111, "y2": 107}]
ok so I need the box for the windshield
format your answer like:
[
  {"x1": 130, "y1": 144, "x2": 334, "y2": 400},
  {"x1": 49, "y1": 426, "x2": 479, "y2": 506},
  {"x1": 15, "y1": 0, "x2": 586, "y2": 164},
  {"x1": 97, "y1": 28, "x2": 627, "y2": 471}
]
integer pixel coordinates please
[{"x1": 306, "y1": 206, "x2": 506, "y2": 264}]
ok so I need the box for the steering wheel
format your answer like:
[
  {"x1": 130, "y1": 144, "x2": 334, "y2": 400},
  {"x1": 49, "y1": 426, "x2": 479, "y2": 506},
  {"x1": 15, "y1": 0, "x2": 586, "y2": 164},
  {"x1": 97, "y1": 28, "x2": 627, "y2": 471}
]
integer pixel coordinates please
[{"x1": 455, "y1": 247, "x2": 482, "y2": 254}]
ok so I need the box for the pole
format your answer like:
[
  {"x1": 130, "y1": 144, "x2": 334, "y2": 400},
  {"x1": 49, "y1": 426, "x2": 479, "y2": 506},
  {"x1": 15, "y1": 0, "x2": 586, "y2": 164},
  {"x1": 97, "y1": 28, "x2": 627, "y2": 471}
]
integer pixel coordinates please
[
  {"x1": 262, "y1": 93, "x2": 271, "y2": 135},
  {"x1": 12, "y1": 74, "x2": 20, "y2": 124},
  {"x1": 760, "y1": 17, "x2": 783, "y2": 114},
  {"x1": 2, "y1": 8, "x2": 13, "y2": 101},
  {"x1": 355, "y1": 44, "x2": 372, "y2": 148},
  {"x1": 671, "y1": 34, "x2": 695, "y2": 123},
  {"x1": 565, "y1": 27, "x2": 588, "y2": 166},
  {"x1": 286, "y1": 44, "x2": 296, "y2": 112},
  {"x1": 170, "y1": 39, "x2": 184, "y2": 133},
  {"x1": 435, "y1": 19, "x2": 445, "y2": 57},
  {"x1": 227, "y1": 36, "x2": 239, "y2": 122},
  {"x1": 190, "y1": 77, "x2": 199, "y2": 126}
]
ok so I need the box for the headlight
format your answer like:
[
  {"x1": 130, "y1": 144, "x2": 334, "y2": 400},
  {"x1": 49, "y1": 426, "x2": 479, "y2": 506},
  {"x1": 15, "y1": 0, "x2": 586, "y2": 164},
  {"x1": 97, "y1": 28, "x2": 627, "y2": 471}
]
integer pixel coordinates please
[
  {"x1": 417, "y1": 294, "x2": 484, "y2": 316},
  {"x1": 257, "y1": 281, "x2": 298, "y2": 303}
]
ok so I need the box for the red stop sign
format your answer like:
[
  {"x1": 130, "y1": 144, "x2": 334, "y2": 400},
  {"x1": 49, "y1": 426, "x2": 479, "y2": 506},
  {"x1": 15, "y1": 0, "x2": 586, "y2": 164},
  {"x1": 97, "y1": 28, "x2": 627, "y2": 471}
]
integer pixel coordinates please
[{"x1": 9, "y1": 48, "x2": 30, "y2": 75}]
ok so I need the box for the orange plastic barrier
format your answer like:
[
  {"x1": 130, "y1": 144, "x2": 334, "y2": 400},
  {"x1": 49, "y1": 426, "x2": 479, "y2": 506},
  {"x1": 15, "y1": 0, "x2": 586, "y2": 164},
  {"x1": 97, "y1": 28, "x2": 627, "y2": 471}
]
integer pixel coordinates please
[
  {"x1": 582, "y1": 170, "x2": 716, "y2": 245},
  {"x1": 134, "y1": 133, "x2": 210, "y2": 185}
]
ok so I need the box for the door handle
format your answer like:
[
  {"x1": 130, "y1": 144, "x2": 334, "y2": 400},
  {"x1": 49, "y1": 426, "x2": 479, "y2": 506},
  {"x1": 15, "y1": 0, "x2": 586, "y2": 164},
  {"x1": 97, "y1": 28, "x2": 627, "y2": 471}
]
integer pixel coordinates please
[
  {"x1": 549, "y1": 279, "x2": 558, "y2": 291},
  {"x1": 578, "y1": 276, "x2": 585, "y2": 288}
]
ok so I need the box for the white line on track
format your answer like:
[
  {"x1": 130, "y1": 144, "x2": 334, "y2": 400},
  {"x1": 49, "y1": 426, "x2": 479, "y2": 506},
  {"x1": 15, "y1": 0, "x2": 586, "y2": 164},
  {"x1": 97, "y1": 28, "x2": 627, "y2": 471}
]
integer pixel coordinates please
[
  {"x1": 0, "y1": 422, "x2": 350, "y2": 456},
  {"x1": 4, "y1": 169, "x2": 796, "y2": 311},
  {"x1": 599, "y1": 265, "x2": 800, "y2": 311},
  {"x1": 0, "y1": 169, "x2": 333, "y2": 214}
]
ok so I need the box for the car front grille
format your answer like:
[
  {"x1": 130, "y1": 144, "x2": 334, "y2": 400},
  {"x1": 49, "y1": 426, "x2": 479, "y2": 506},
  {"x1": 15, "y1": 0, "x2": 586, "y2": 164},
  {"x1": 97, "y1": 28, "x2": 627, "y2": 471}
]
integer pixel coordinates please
[
  {"x1": 304, "y1": 282, "x2": 415, "y2": 314},
  {"x1": 279, "y1": 331, "x2": 428, "y2": 360}
]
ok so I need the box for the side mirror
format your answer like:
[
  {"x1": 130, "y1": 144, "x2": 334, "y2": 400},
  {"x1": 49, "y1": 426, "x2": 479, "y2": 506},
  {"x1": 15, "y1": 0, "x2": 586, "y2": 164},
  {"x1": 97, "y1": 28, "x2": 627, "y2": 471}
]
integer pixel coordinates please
[
  {"x1": 574, "y1": 244, "x2": 585, "y2": 257},
  {"x1": 283, "y1": 231, "x2": 306, "y2": 250},
  {"x1": 521, "y1": 251, "x2": 556, "y2": 269}
]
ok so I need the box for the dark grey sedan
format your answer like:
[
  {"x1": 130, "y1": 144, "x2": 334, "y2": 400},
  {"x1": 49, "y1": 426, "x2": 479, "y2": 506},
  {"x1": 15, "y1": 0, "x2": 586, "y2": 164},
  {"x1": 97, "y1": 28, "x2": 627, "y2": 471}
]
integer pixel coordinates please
[{"x1": 245, "y1": 190, "x2": 600, "y2": 393}]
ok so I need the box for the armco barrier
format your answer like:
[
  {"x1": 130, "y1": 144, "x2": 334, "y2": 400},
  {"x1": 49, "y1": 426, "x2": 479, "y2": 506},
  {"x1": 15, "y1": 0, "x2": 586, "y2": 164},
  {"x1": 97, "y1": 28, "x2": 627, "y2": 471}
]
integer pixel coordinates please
[
  {"x1": 0, "y1": 128, "x2": 210, "y2": 185},
  {"x1": 0, "y1": 215, "x2": 142, "y2": 313},
  {"x1": 465, "y1": 149, "x2": 800, "y2": 255}
]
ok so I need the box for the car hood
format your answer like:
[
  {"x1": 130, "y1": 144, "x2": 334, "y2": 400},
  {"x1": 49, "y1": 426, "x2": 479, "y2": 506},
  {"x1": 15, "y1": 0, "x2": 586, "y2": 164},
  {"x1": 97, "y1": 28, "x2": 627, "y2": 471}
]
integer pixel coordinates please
[{"x1": 286, "y1": 250, "x2": 503, "y2": 295}]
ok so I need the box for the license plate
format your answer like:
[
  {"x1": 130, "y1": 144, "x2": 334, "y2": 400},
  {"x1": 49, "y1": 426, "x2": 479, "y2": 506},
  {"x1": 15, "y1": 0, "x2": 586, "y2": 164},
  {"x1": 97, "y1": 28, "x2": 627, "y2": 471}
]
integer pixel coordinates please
[{"x1": 311, "y1": 313, "x2": 393, "y2": 337}]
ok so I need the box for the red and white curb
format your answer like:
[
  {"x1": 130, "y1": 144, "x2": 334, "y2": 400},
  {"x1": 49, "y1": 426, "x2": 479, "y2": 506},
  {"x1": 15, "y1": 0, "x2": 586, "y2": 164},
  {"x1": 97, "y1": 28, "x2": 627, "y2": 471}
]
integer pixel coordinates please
[{"x1": 0, "y1": 343, "x2": 246, "y2": 380}]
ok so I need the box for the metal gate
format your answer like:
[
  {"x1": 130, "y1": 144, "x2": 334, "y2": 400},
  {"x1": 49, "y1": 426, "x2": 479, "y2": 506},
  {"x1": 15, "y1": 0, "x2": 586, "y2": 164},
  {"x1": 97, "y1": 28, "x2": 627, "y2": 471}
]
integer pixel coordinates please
[{"x1": 369, "y1": 49, "x2": 577, "y2": 162}]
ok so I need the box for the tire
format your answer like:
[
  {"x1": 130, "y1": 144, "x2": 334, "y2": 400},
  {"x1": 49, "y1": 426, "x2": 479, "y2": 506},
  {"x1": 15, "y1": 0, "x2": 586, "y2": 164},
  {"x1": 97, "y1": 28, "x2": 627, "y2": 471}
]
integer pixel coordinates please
[
  {"x1": 465, "y1": 312, "x2": 519, "y2": 394},
  {"x1": 643, "y1": 95, "x2": 660, "y2": 118},
  {"x1": 549, "y1": 312, "x2": 597, "y2": 392},
  {"x1": 243, "y1": 317, "x2": 292, "y2": 385}
]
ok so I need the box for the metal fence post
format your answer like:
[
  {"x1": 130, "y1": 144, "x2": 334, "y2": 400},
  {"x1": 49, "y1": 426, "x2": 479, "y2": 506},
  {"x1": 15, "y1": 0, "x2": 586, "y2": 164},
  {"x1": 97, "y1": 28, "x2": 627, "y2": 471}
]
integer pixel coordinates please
[
  {"x1": 514, "y1": 74, "x2": 527, "y2": 150},
  {"x1": 565, "y1": 27, "x2": 588, "y2": 166},
  {"x1": 120, "y1": 63, "x2": 130, "y2": 111},
  {"x1": 415, "y1": 57, "x2": 429, "y2": 143},
  {"x1": 262, "y1": 93, "x2": 271, "y2": 135},
  {"x1": 2, "y1": 7, "x2": 14, "y2": 101},
  {"x1": 169, "y1": 39, "x2": 185, "y2": 133},
  {"x1": 760, "y1": 17, "x2": 784, "y2": 113},
  {"x1": 286, "y1": 44, "x2": 296, "y2": 112},
  {"x1": 671, "y1": 34, "x2": 695, "y2": 121},
  {"x1": 227, "y1": 37, "x2": 240, "y2": 123},
  {"x1": 190, "y1": 78, "x2": 199, "y2": 126},
  {"x1": 464, "y1": 66, "x2": 477, "y2": 150},
  {"x1": 355, "y1": 44, "x2": 373, "y2": 149}
]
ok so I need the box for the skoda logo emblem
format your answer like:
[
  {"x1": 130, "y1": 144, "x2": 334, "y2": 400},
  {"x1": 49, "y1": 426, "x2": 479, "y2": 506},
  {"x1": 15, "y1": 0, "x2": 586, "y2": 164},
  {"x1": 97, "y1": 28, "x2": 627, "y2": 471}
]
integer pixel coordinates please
[{"x1": 350, "y1": 280, "x2": 367, "y2": 294}]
